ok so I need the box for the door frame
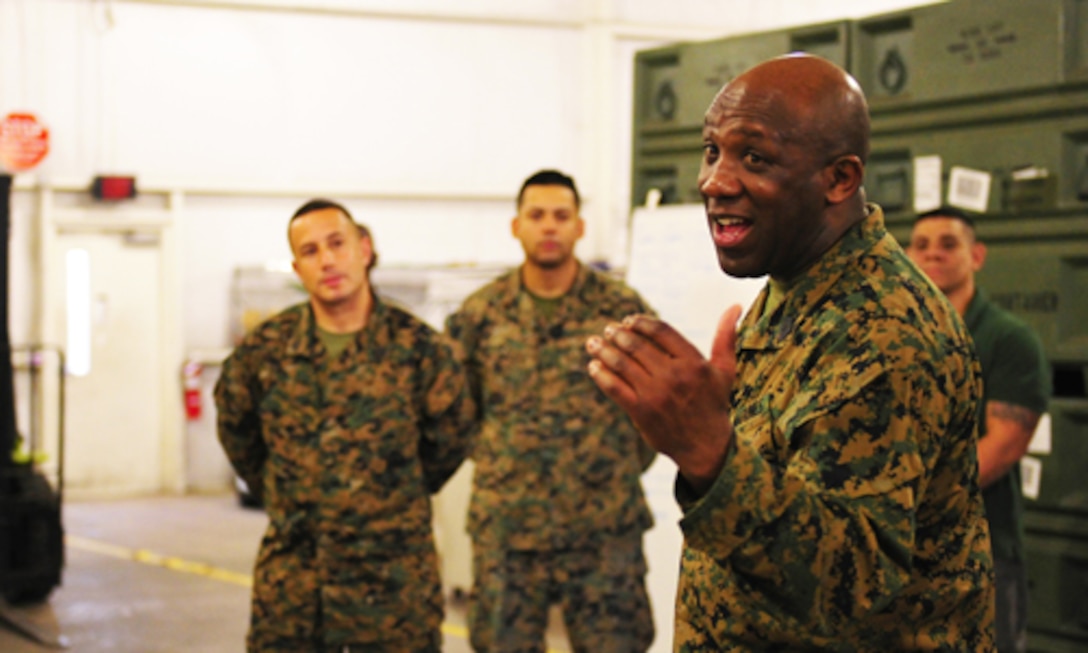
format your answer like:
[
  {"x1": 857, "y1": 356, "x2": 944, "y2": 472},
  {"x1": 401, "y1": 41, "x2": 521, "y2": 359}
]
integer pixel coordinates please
[{"x1": 35, "y1": 184, "x2": 184, "y2": 496}]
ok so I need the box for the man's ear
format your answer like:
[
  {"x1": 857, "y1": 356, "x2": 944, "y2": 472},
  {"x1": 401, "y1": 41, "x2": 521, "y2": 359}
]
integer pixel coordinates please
[
  {"x1": 971, "y1": 240, "x2": 987, "y2": 272},
  {"x1": 359, "y1": 236, "x2": 374, "y2": 269},
  {"x1": 510, "y1": 216, "x2": 520, "y2": 239},
  {"x1": 825, "y1": 155, "x2": 864, "y2": 205}
]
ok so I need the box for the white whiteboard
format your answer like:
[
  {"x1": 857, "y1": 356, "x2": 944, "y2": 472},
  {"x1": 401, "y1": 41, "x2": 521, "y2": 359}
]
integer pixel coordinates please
[
  {"x1": 624, "y1": 203, "x2": 765, "y2": 653},
  {"x1": 626, "y1": 204, "x2": 766, "y2": 356}
]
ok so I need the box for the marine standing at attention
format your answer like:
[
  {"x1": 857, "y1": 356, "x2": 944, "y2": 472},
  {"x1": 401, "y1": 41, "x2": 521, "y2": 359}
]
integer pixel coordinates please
[
  {"x1": 216, "y1": 199, "x2": 475, "y2": 652},
  {"x1": 446, "y1": 170, "x2": 658, "y2": 652}
]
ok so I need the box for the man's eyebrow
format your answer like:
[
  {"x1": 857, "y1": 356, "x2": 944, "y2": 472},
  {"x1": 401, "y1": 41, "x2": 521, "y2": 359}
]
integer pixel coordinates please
[
  {"x1": 736, "y1": 126, "x2": 769, "y2": 140},
  {"x1": 702, "y1": 121, "x2": 768, "y2": 141}
]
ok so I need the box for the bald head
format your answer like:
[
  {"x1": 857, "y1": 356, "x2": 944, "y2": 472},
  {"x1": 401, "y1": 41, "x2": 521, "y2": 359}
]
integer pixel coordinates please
[
  {"x1": 712, "y1": 54, "x2": 870, "y2": 166},
  {"x1": 698, "y1": 54, "x2": 872, "y2": 280}
]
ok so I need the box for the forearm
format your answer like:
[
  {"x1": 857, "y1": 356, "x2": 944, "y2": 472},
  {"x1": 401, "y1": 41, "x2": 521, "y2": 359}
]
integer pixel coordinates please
[
  {"x1": 217, "y1": 417, "x2": 267, "y2": 485},
  {"x1": 214, "y1": 356, "x2": 267, "y2": 493},
  {"x1": 419, "y1": 422, "x2": 473, "y2": 493},
  {"x1": 679, "y1": 377, "x2": 933, "y2": 627},
  {"x1": 976, "y1": 435, "x2": 1025, "y2": 488},
  {"x1": 977, "y1": 401, "x2": 1040, "y2": 489},
  {"x1": 681, "y1": 436, "x2": 917, "y2": 626},
  {"x1": 419, "y1": 366, "x2": 477, "y2": 493},
  {"x1": 674, "y1": 435, "x2": 733, "y2": 495}
]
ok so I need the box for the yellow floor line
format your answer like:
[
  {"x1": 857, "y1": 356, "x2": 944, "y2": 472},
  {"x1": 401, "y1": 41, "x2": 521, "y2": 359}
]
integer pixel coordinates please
[
  {"x1": 66, "y1": 534, "x2": 253, "y2": 587},
  {"x1": 64, "y1": 535, "x2": 529, "y2": 645}
]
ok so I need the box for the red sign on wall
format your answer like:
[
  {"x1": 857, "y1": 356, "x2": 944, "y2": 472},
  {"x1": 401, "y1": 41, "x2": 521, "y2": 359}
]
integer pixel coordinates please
[{"x1": 0, "y1": 112, "x2": 50, "y2": 172}]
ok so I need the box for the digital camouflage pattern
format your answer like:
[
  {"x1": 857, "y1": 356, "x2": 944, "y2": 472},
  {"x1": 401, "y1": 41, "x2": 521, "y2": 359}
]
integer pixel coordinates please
[
  {"x1": 469, "y1": 534, "x2": 654, "y2": 652},
  {"x1": 215, "y1": 298, "x2": 474, "y2": 652},
  {"x1": 673, "y1": 206, "x2": 995, "y2": 651},
  {"x1": 444, "y1": 263, "x2": 656, "y2": 551},
  {"x1": 445, "y1": 262, "x2": 657, "y2": 650}
]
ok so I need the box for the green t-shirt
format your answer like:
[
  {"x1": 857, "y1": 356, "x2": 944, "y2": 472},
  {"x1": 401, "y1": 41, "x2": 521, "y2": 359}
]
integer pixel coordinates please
[
  {"x1": 317, "y1": 327, "x2": 358, "y2": 360},
  {"x1": 526, "y1": 290, "x2": 562, "y2": 319},
  {"x1": 964, "y1": 289, "x2": 1051, "y2": 561},
  {"x1": 763, "y1": 276, "x2": 796, "y2": 317}
]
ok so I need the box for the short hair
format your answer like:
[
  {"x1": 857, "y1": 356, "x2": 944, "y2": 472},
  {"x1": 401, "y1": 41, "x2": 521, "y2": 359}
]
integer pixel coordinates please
[
  {"x1": 288, "y1": 198, "x2": 378, "y2": 270},
  {"x1": 517, "y1": 169, "x2": 580, "y2": 209},
  {"x1": 914, "y1": 205, "x2": 977, "y2": 231},
  {"x1": 290, "y1": 198, "x2": 354, "y2": 227}
]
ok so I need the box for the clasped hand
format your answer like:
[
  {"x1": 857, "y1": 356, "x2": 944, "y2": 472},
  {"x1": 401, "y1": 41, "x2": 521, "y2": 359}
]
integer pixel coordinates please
[{"x1": 585, "y1": 305, "x2": 743, "y2": 493}]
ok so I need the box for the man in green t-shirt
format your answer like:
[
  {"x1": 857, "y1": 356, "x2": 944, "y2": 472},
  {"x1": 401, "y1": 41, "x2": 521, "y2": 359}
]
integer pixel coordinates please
[{"x1": 908, "y1": 205, "x2": 1051, "y2": 653}]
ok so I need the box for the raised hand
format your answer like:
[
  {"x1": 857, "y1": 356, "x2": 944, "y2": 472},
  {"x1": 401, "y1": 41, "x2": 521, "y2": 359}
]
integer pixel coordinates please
[{"x1": 586, "y1": 305, "x2": 743, "y2": 492}]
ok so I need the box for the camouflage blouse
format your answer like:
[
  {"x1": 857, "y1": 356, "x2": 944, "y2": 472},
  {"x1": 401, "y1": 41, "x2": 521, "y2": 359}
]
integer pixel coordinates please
[
  {"x1": 445, "y1": 263, "x2": 657, "y2": 550},
  {"x1": 215, "y1": 298, "x2": 474, "y2": 649},
  {"x1": 674, "y1": 206, "x2": 995, "y2": 651}
]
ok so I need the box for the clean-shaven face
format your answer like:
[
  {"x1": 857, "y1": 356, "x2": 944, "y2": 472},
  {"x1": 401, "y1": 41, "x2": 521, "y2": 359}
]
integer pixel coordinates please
[
  {"x1": 907, "y1": 216, "x2": 982, "y2": 296},
  {"x1": 512, "y1": 184, "x2": 584, "y2": 270},
  {"x1": 698, "y1": 80, "x2": 830, "y2": 280},
  {"x1": 289, "y1": 207, "x2": 371, "y2": 308}
]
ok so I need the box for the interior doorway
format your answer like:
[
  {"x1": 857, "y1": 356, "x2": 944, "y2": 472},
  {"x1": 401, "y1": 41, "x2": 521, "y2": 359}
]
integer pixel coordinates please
[
  {"x1": 52, "y1": 229, "x2": 163, "y2": 495},
  {"x1": 36, "y1": 188, "x2": 183, "y2": 499}
]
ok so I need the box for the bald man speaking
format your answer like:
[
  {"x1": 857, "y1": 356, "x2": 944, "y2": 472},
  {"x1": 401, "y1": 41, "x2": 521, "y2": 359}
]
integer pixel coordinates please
[{"x1": 587, "y1": 54, "x2": 994, "y2": 650}]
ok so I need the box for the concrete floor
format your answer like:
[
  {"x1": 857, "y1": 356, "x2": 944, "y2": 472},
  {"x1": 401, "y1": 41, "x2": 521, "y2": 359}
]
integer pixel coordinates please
[{"x1": 0, "y1": 494, "x2": 570, "y2": 653}]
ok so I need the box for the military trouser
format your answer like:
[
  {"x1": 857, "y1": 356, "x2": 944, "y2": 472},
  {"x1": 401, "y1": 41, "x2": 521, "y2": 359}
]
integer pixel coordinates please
[
  {"x1": 245, "y1": 528, "x2": 444, "y2": 653},
  {"x1": 468, "y1": 534, "x2": 654, "y2": 653}
]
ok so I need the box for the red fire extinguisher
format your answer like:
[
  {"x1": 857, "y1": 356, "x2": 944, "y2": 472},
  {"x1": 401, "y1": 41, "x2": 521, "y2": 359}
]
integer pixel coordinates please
[{"x1": 183, "y1": 361, "x2": 203, "y2": 420}]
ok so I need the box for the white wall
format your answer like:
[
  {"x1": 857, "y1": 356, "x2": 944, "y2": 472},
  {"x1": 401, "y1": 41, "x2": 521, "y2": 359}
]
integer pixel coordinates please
[{"x1": 2, "y1": 0, "x2": 945, "y2": 352}]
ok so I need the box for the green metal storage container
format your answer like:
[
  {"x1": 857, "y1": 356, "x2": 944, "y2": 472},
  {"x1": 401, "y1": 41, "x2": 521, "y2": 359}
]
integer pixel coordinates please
[
  {"x1": 631, "y1": 22, "x2": 849, "y2": 208},
  {"x1": 853, "y1": 0, "x2": 1088, "y2": 110},
  {"x1": 1023, "y1": 529, "x2": 1088, "y2": 647}
]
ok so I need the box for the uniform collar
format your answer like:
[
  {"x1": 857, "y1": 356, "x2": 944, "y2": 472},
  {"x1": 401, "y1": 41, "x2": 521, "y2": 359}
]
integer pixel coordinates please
[
  {"x1": 496, "y1": 260, "x2": 589, "y2": 307},
  {"x1": 284, "y1": 294, "x2": 387, "y2": 358},
  {"x1": 962, "y1": 288, "x2": 988, "y2": 332},
  {"x1": 739, "y1": 204, "x2": 888, "y2": 349}
]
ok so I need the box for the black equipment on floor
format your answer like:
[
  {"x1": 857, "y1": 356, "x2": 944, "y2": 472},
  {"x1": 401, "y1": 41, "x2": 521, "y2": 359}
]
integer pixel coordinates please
[{"x1": 0, "y1": 174, "x2": 66, "y2": 606}]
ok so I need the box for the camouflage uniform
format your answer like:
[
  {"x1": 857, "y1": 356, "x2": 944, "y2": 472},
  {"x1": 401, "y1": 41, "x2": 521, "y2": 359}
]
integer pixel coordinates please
[
  {"x1": 445, "y1": 263, "x2": 656, "y2": 652},
  {"x1": 673, "y1": 206, "x2": 995, "y2": 651},
  {"x1": 215, "y1": 299, "x2": 475, "y2": 652}
]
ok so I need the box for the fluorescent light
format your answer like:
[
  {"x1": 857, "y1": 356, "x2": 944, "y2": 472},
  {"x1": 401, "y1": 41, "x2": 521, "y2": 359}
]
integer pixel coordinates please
[{"x1": 66, "y1": 249, "x2": 91, "y2": 377}]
